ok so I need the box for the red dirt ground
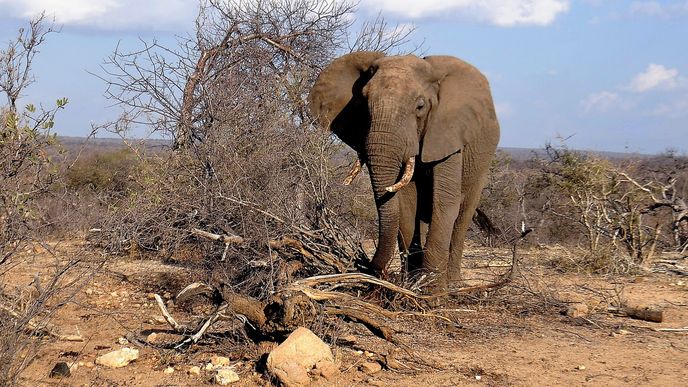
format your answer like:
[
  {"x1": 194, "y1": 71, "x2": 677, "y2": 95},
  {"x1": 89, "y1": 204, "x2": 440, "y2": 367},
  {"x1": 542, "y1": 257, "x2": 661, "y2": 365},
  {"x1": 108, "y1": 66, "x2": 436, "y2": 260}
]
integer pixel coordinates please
[{"x1": 6, "y1": 241, "x2": 687, "y2": 386}]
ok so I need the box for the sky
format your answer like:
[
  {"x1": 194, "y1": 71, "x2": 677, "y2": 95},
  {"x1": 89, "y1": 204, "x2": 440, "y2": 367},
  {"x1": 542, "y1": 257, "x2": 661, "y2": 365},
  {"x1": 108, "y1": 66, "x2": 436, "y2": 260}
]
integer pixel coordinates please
[{"x1": 0, "y1": 0, "x2": 686, "y2": 154}]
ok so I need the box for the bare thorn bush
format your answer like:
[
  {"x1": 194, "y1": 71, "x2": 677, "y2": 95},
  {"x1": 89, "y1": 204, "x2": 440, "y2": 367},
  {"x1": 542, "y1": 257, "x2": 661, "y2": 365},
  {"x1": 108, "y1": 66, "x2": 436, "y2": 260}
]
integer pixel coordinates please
[{"x1": 0, "y1": 15, "x2": 85, "y2": 386}]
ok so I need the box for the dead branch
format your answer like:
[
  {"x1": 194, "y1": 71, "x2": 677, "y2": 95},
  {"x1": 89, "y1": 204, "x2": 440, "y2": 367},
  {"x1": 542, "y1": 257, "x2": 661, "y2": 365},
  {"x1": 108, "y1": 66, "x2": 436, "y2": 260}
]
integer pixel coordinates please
[
  {"x1": 147, "y1": 256, "x2": 518, "y2": 347},
  {"x1": 154, "y1": 294, "x2": 187, "y2": 332},
  {"x1": 191, "y1": 228, "x2": 244, "y2": 245},
  {"x1": 608, "y1": 303, "x2": 665, "y2": 323},
  {"x1": 269, "y1": 237, "x2": 345, "y2": 272},
  {"x1": 324, "y1": 305, "x2": 394, "y2": 342}
]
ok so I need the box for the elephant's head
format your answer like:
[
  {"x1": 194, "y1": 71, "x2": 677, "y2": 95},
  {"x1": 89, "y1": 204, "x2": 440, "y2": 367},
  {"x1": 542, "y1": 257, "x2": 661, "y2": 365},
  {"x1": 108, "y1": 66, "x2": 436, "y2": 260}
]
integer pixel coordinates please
[{"x1": 309, "y1": 51, "x2": 497, "y2": 272}]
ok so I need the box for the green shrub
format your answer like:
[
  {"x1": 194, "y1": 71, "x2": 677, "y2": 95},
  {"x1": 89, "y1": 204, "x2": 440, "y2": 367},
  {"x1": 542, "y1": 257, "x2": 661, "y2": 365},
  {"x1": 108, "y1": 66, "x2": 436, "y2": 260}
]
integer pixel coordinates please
[{"x1": 66, "y1": 148, "x2": 138, "y2": 196}]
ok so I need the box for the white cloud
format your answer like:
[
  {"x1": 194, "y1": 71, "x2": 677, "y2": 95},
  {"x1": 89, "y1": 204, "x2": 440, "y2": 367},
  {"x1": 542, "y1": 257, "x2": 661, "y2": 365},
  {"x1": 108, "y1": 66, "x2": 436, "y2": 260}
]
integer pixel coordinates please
[
  {"x1": 0, "y1": 0, "x2": 571, "y2": 29},
  {"x1": 629, "y1": 1, "x2": 688, "y2": 18},
  {"x1": 359, "y1": 0, "x2": 570, "y2": 26},
  {"x1": 580, "y1": 91, "x2": 623, "y2": 113},
  {"x1": 0, "y1": 0, "x2": 195, "y2": 30},
  {"x1": 627, "y1": 64, "x2": 680, "y2": 92},
  {"x1": 650, "y1": 95, "x2": 688, "y2": 118},
  {"x1": 582, "y1": 64, "x2": 687, "y2": 116}
]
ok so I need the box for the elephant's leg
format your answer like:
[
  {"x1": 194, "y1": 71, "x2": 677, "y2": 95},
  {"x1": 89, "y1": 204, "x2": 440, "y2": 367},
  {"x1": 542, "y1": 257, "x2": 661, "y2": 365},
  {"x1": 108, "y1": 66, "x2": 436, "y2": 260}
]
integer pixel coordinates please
[
  {"x1": 397, "y1": 183, "x2": 416, "y2": 253},
  {"x1": 448, "y1": 149, "x2": 492, "y2": 285},
  {"x1": 423, "y1": 151, "x2": 463, "y2": 291},
  {"x1": 397, "y1": 183, "x2": 421, "y2": 272}
]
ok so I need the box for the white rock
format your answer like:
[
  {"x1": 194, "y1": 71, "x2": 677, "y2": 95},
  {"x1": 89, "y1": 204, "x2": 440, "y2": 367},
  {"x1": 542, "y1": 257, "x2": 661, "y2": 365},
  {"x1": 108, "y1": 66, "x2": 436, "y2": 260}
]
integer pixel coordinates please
[
  {"x1": 214, "y1": 367, "x2": 240, "y2": 385},
  {"x1": 163, "y1": 366, "x2": 174, "y2": 374},
  {"x1": 95, "y1": 348, "x2": 139, "y2": 368},
  {"x1": 188, "y1": 365, "x2": 201, "y2": 376}
]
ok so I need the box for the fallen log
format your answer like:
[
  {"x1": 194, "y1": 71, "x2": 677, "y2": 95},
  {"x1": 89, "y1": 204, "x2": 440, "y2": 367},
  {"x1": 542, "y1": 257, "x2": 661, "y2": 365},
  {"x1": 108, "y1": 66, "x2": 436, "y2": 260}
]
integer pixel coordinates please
[{"x1": 608, "y1": 303, "x2": 665, "y2": 323}]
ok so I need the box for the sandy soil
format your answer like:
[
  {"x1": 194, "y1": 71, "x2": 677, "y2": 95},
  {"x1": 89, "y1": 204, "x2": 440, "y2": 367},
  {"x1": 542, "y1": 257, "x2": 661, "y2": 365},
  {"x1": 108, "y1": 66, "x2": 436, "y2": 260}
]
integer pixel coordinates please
[{"x1": 5, "y1": 242, "x2": 687, "y2": 386}]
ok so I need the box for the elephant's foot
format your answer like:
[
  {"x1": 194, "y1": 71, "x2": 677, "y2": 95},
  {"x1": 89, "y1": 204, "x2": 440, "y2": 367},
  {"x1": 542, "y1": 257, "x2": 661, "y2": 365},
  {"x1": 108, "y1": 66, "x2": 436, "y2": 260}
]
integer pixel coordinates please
[
  {"x1": 424, "y1": 271, "x2": 449, "y2": 296},
  {"x1": 447, "y1": 267, "x2": 464, "y2": 288},
  {"x1": 447, "y1": 278, "x2": 467, "y2": 290}
]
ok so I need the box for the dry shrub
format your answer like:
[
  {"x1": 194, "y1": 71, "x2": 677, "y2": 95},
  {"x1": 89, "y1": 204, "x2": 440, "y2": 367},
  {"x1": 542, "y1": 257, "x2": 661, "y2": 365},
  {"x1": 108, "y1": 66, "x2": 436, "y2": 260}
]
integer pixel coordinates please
[
  {"x1": 477, "y1": 143, "x2": 687, "y2": 274},
  {"x1": 528, "y1": 144, "x2": 684, "y2": 273}
]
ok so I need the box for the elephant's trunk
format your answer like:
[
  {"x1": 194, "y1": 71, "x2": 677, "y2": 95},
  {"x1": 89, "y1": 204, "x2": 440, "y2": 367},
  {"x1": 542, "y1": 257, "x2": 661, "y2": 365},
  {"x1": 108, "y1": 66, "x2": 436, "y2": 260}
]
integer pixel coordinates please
[{"x1": 365, "y1": 130, "x2": 405, "y2": 272}]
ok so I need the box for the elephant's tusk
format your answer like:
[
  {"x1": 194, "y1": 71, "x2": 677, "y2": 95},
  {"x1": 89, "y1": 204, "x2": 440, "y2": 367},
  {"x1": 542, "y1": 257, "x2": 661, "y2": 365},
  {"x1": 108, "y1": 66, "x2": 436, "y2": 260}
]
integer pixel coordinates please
[
  {"x1": 343, "y1": 158, "x2": 363, "y2": 186},
  {"x1": 385, "y1": 157, "x2": 415, "y2": 193}
]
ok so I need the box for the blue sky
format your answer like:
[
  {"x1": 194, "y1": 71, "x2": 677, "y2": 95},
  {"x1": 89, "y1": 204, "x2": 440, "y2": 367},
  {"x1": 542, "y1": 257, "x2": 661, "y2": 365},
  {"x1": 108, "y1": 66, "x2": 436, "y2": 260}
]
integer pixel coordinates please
[{"x1": 0, "y1": 0, "x2": 686, "y2": 154}]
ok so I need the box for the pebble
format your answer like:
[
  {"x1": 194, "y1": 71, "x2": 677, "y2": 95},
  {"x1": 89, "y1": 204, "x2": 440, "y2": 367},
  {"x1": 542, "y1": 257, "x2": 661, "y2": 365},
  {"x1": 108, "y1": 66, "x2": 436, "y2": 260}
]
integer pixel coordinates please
[
  {"x1": 152, "y1": 315, "x2": 167, "y2": 324},
  {"x1": 147, "y1": 332, "x2": 160, "y2": 344},
  {"x1": 49, "y1": 362, "x2": 71, "y2": 378},
  {"x1": 210, "y1": 355, "x2": 230, "y2": 367},
  {"x1": 163, "y1": 366, "x2": 174, "y2": 374},
  {"x1": 566, "y1": 303, "x2": 589, "y2": 318},
  {"x1": 314, "y1": 360, "x2": 340, "y2": 380},
  {"x1": 214, "y1": 367, "x2": 240, "y2": 385},
  {"x1": 360, "y1": 361, "x2": 382, "y2": 375},
  {"x1": 95, "y1": 348, "x2": 139, "y2": 368},
  {"x1": 188, "y1": 365, "x2": 201, "y2": 376},
  {"x1": 80, "y1": 361, "x2": 94, "y2": 368}
]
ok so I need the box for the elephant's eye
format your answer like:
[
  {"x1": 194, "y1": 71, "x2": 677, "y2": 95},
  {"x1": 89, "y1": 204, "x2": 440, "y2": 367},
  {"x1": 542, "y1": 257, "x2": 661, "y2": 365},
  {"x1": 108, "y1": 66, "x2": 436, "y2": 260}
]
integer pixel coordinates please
[{"x1": 416, "y1": 97, "x2": 425, "y2": 110}]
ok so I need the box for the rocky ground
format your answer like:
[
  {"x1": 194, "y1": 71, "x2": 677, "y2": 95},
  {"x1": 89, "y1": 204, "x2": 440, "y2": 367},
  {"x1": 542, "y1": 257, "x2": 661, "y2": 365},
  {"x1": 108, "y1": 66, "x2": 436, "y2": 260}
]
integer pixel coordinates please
[{"x1": 5, "y1": 241, "x2": 688, "y2": 386}]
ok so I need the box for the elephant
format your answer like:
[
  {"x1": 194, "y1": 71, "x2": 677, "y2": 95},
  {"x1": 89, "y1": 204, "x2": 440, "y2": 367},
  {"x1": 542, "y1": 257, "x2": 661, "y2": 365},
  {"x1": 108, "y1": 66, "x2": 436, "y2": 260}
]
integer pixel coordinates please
[{"x1": 308, "y1": 51, "x2": 500, "y2": 292}]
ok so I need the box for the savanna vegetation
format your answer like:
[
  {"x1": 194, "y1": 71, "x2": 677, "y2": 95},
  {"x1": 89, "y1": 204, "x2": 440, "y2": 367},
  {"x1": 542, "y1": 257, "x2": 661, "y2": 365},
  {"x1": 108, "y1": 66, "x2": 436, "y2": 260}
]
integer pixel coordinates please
[{"x1": 1, "y1": 1, "x2": 686, "y2": 386}]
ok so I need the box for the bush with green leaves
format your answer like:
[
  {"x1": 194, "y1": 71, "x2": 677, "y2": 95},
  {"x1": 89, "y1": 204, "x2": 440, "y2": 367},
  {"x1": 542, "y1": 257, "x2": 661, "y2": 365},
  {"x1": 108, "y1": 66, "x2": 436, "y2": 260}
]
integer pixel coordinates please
[
  {"x1": 533, "y1": 144, "x2": 674, "y2": 273},
  {"x1": 66, "y1": 148, "x2": 138, "y2": 196}
]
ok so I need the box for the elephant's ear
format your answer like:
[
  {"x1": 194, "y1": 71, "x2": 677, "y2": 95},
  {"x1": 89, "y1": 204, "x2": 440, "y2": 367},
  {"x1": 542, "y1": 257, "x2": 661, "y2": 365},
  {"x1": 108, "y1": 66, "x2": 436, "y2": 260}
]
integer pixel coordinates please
[
  {"x1": 421, "y1": 55, "x2": 497, "y2": 163},
  {"x1": 309, "y1": 51, "x2": 385, "y2": 152}
]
